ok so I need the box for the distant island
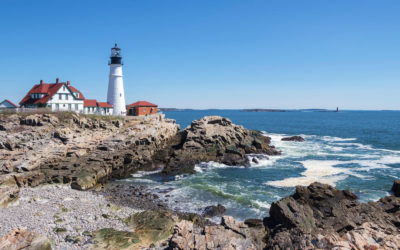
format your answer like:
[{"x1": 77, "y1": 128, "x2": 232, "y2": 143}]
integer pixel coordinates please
[
  {"x1": 159, "y1": 108, "x2": 185, "y2": 111},
  {"x1": 241, "y1": 109, "x2": 287, "y2": 112},
  {"x1": 159, "y1": 108, "x2": 340, "y2": 112}
]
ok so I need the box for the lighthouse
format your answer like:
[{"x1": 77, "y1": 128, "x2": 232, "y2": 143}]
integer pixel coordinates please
[{"x1": 107, "y1": 44, "x2": 126, "y2": 116}]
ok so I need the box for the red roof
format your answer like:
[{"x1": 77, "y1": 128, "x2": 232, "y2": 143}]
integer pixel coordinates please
[
  {"x1": 19, "y1": 81, "x2": 84, "y2": 105},
  {"x1": 3, "y1": 99, "x2": 18, "y2": 108},
  {"x1": 20, "y1": 83, "x2": 63, "y2": 105},
  {"x1": 84, "y1": 99, "x2": 97, "y2": 107},
  {"x1": 127, "y1": 101, "x2": 157, "y2": 108},
  {"x1": 97, "y1": 102, "x2": 113, "y2": 108},
  {"x1": 68, "y1": 86, "x2": 85, "y2": 99}
]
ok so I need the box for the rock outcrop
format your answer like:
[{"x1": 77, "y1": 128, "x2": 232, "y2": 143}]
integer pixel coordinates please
[
  {"x1": 265, "y1": 182, "x2": 400, "y2": 249},
  {"x1": 281, "y1": 135, "x2": 305, "y2": 142},
  {"x1": 169, "y1": 215, "x2": 266, "y2": 249},
  {"x1": 0, "y1": 174, "x2": 19, "y2": 208},
  {"x1": 202, "y1": 204, "x2": 226, "y2": 217},
  {"x1": 0, "y1": 112, "x2": 180, "y2": 192},
  {"x1": 156, "y1": 116, "x2": 280, "y2": 175},
  {"x1": 392, "y1": 180, "x2": 400, "y2": 197},
  {"x1": 1, "y1": 113, "x2": 278, "y2": 191},
  {"x1": 0, "y1": 228, "x2": 51, "y2": 250}
]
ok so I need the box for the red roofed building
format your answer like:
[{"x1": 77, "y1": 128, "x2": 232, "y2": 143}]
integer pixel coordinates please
[
  {"x1": 126, "y1": 101, "x2": 158, "y2": 116},
  {"x1": 83, "y1": 99, "x2": 98, "y2": 114},
  {"x1": 19, "y1": 78, "x2": 85, "y2": 112},
  {"x1": 83, "y1": 99, "x2": 114, "y2": 115},
  {"x1": 97, "y1": 102, "x2": 113, "y2": 115}
]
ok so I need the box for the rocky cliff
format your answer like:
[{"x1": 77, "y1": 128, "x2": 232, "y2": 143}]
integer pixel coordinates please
[
  {"x1": 0, "y1": 113, "x2": 276, "y2": 207},
  {"x1": 0, "y1": 112, "x2": 179, "y2": 206}
]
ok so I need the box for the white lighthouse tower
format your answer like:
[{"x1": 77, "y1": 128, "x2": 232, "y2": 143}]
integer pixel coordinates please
[{"x1": 107, "y1": 44, "x2": 126, "y2": 116}]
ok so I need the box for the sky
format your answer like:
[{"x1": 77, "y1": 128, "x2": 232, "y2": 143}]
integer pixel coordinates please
[{"x1": 0, "y1": 0, "x2": 399, "y2": 110}]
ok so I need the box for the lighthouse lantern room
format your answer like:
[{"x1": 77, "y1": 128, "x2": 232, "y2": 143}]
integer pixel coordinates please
[{"x1": 107, "y1": 44, "x2": 126, "y2": 116}]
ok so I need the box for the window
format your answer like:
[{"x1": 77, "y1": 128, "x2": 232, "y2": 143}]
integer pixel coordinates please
[
  {"x1": 56, "y1": 104, "x2": 59, "y2": 109},
  {"x1": 63, "y1": 86, "x2": 66, "y2": 91},
  {"x1": 63, "y1": 104, "x2": 66, "y2": 107},
  {"x1": 120, "y1": 93, "x2": 122, "y2": 97},
  {"x1": 75, "y1": 104, "x2": 78, "y2": 110},
  {"x1": 68, "y1": 104, "x2": 71, "y2": 110},
  {"x1": 59, "y1": 94, "x2": 62, "y2": 100},
  {"x1": 65, "y1": 94, "x2": 68, "y2": 100},
  {"x1": 75, "y1": 93, "x2": 79, "y2": 98},
  {"x1": 143, "y1": 107, "x2": 146, "y2": 112}
]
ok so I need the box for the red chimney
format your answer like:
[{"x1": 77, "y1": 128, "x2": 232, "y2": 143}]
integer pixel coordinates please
[
  {"x1": 67, "y1": 81, "x2": 70, "y2": 86},
  {"x1": 56, "y1": 78, "x2": 60, "y2": 83},
  {"x1": 40, "y1": 80, "x2": 43, "y2": 85}
]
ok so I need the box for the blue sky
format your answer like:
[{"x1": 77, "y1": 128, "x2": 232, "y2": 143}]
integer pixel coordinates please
[{"x1": 0, "y1": 0, "x2": 399, "y2": 109}]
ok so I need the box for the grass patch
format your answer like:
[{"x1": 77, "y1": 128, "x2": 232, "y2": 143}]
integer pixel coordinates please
[
  {"x1": 60, "y1": 207, "x2": 70, "y2": 213},
  {"x1": 110, "y1": 204, "x2": 121, "y2": 211},
  {"x1": 53, "y1": 227, "x2": 67, "y2": 234},
  {"x1": 94, "y1": 228, "x2": 140, "y2": 249},
  {"x1": 54, "y1": 218, "x2": 64, "y2": 223}
]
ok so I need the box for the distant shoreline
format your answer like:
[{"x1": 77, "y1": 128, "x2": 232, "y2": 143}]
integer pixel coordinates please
[{"x1": 158, "y1": 108, "x2": 400, "y2": 112}]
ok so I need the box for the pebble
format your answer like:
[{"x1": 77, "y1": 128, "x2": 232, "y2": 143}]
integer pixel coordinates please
[{"x1": 0, "y1": 185, "x2": 141, "y2": 249}]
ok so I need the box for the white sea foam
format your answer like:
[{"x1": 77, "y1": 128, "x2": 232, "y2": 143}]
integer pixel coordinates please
[
  {"x1": 131, "y1": 168, "x2": 163, "y2": 177},
  {"x1": 247, "y1": 154, "x2": 281, "y2": 167},
  {"x1": 266, "y1": 160, "x2": 350, "y2": 187},
  {"x1": 253, "y1": 200, "x2": 271, "y2": 209},
  {"x1": 194, "y1": 161, "x2": 245, "y2": 173},
  {"x1": 322, "y1": 136, "x2": 357, "y2": 142}
]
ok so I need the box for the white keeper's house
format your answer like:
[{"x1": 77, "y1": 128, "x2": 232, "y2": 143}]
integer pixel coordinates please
[{"x1": 19, "y1": 78, "x2": 113, "y2": 115}]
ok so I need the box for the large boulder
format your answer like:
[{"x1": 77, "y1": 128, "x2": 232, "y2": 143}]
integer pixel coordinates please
[
  {"x1": 281, "y1": 135, "x2": 305, "y2": 142},
  {"x1": 93, "y1": 228, "x2": 139, "y2": 249},
  {"x1": 169, "y1": 215, "x2": 266, "y2": 249},
  {"x1": 124, "y1": 210, "x2": 176, "y2": 247},
  {"x1": 0, "y1": 174, "x2": 19, "y2": 208},
  {"x1": 158, "y1": 116, "x2": 280, "y2": 175},
  {"x1": 202, "y1": 204, "x2": 226, "y2": 217},
  {"x1": 0, "y1": 228, "x2": 51, "y2": 250},
  {"x1": 392, "y1": 179, "x2": 400, "y2": 197},
  {"x1": 265, "y1": 182, "x2": 400, "y2": 249}
]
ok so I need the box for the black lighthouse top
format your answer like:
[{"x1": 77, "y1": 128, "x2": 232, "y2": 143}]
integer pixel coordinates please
[{"x1": 110, "y1": 43, "x2": 122, "y2": 65}]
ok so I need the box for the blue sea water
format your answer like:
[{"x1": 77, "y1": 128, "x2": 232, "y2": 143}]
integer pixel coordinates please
[{"x1": 121, "y1": 110, "x2": 400, "y2": 221}]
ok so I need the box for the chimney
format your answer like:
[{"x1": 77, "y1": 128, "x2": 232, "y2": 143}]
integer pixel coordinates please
[
  {"x1": 40, "y1": 80, "x2": 43, "y2": 85},
  {"x1": 56, "y1": 78, "x2": 60, "y2": 83},
  {"x1": 67, "y1": 81, "x2": 70, "y2": 86}
]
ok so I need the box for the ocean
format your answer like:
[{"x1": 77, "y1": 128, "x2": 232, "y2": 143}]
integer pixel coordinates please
[{"x1": 118, "y1": 110, "x2": 400, "y2": 221}]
